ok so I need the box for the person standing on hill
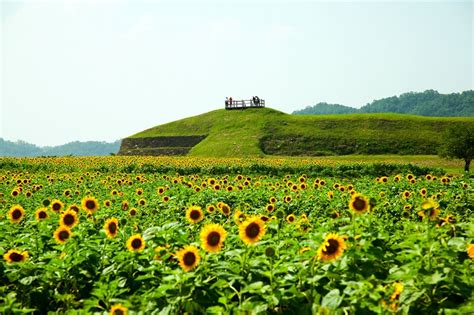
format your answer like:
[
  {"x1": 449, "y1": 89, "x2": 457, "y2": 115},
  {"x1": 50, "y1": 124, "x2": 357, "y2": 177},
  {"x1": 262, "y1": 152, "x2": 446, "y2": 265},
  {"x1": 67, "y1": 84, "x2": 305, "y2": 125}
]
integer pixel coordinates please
[
  {"x1": 229, "y1": 97, "x2": 233, "y2": 106},
  {"x1": 254, "y1": 96, "x2": 260, "y2": 106}
]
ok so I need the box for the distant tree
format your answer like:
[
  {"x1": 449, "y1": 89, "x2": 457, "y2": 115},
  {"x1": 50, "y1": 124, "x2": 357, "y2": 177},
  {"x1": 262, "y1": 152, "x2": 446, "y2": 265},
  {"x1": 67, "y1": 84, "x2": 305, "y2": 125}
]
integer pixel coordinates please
[{"x1": 439, "y1": 125, "x2": 474, "y2": 172}]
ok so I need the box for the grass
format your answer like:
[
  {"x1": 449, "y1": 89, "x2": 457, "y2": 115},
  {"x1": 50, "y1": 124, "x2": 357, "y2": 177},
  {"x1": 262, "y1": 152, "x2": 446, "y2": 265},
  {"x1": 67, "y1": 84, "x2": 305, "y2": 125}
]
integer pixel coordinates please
[{"x1": 126, "y1": 108, "x2": 474, "y2": 157}]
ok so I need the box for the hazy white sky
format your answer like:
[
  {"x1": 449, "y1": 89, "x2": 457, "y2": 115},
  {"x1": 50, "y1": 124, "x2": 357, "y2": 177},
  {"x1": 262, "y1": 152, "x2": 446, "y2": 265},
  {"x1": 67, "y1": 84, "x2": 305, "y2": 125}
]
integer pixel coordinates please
[{"x1": 1, "y1": 0, "x2": 472, "y2": 146}]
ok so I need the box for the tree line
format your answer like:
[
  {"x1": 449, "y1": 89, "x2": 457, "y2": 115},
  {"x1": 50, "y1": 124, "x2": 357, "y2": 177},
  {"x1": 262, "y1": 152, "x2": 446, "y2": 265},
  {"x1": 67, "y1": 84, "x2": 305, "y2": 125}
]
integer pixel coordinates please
[
  {"x1": 0, "y1": 138, "x2": 121, "y2": 157},
  {"x1": 293, "y1": 90, "x2": 474, "y2": 116}
]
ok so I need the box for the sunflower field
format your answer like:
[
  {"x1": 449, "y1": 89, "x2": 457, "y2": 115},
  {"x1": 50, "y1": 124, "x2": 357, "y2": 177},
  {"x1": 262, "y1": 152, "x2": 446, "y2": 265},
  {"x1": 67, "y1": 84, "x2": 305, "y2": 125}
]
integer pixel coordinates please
[{"x1": 0, "y1": 157, "x2": 473, "y2": 314}]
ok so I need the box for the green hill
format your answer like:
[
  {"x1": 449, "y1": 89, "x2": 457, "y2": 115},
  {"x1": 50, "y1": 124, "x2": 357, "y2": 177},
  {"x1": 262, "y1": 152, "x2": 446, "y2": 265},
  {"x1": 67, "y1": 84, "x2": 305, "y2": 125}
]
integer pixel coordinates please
[
  {"x1": 118, "y1": 108, "x2": 474, "y2": 157},
  {"x1": 293, "y1": 90, "x2": 474, "y2": 116}
]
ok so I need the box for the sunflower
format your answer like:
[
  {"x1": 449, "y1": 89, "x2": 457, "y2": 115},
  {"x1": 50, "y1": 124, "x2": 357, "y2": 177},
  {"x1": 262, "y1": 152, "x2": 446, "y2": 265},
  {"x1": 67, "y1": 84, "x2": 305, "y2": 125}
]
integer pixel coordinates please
[
  {"x1": 317, "y1": 233, "x2": 346, "y2": 262},
  {"x1": 162, "y1": 196, "x2": 170, "y2": 203},
  {"x1": 157, "y1": 186, "x2": 166, "y2": 195},
  {"x1": 186, "y1": 206, "x2": 204, "y2": 223},
  {"x1": 35, "y1": 208, "x2": 49, "y2": 221},
  {"x1": 138, "y1": 198, "x2": 146, "y2": 206},
  {"x1": 122, "y1": 200, "x2": 129, "y2": 210},
  {"x1": 126, "y1": 234, "x2": 145, "y2": 252},
  {"x1": 3, "y1": 249, "x2": 28, "y2": 263},
  {"x1": 390, "y1": 282, "x2": 404, "y2": 301},
  {"x1": 233, "y1": 210, "x2": 246, "y2": 225},
  {"x1": 286, "y1": 214, "x2": 296, "y2": 224},
  {"x1": 104, "y1": 200, "x2": 112, "y2": 207},
  {"x1": 327, "y1": 191, "x2": 334, "y2": 199},
  {"x1": 284, "y1": 195, "x2": 292, "y2": 203},
  {"x1": 59, "y1": 210, "x2": 79, "y2": 228},
  {"x1": 269, "y1": 196, "x2": 277, "y2": 204},
  {"x1": 420, "y1": 188, "x2": 427, "y2": 197},
  {"x1": 136, "y1": 188, "x2": 143, "y2": 195},
  {"x1": 54, "y1": 226, "x2": 72, "y2": 244},
  {"x1": 206, "y1": 205, "x2": 216, "y2": 213},
  {"x1": 129, "y1": 208, "x2": 138, "y2": 216},
  {"x1": 67, "y1": 204, "x2": 80, "y2": 212},
  {"x1": 418, "y1": 199, "x2": 440, "y2": 220},
  {"x1": 200, "y1": 223, "x2": 227, "y2": 253},
  {"x1": 467, "y1": 244, "x2": 474, "y2": 260},
  {"x1": 8, "y1": 205, "x2": 25, "y2": 223},
  {"x1": 11, "y1": 188, "x2": 20, "y2": 197},
  {"x1": 266, "y1": 204, "x2": 275, "y2": 212},
  {"x1": 81, "y1": 196, "x2": 99, "y2": 214},
  {"x1": 110, "y1": 304, "x2": 128, "y2": 315},
  {"x1": 104, "y1": 218, "x2": 119, "y2": 238},
  {"x1": 176, "y1": 245, "x2": 201, "y2": 272},
  {"x1": 239, "y1": 216, "x2": 266, "y2": 245},
  {"x1": 50, "y1": 199, "x2": 64, "y2": 213},
  {"x1": 219, "y1": 203, "x2": 231, "y2": 216},
  {"x1": 349, "y1": 194, "x2": 370, "y2": 214}
]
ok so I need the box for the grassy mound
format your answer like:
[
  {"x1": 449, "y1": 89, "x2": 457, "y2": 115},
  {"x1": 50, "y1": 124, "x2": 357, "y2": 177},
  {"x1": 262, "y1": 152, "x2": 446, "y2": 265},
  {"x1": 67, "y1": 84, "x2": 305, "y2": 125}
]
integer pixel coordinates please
[{"x1": 123, "y1": 108, "x2": 473, "y2": 157}]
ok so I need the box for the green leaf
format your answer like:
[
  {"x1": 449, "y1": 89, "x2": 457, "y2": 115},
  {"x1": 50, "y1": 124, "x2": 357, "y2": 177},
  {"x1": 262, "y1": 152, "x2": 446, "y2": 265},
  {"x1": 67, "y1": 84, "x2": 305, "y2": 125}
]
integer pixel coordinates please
[
  {"x1": 425, "y1": 271, "x2": 445, "y2": 284},
  {"x1": 448, "y1": 237, "x2": 466, "y2": 252},
  {"x1": 321, "y1": 289, "x2": 342, "y2": 309}
]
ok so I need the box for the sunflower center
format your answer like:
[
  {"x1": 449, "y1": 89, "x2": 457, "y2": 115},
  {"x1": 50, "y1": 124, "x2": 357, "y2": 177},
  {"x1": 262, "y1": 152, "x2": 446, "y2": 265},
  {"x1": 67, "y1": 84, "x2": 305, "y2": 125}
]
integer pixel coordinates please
[
  {"x1": 85, "y1": 200, "x2": 96, "y2": 210},
  {"x1": 190, "y1": 210, "x2": 201, "y2": 220},
  {"x1": 131, "y1": 238, "x2": 142, "y2": 249},
  {"x1": 207, "y1": 231, "x2": 221, "y2": 246},
  {"x1": 59, "y1": 230, "x2": 70, "y2": 241},
  {"x1": 63, "y1": 214, "x2": 75, "y2": 226},
  {"x1": 113, "y1": 310, "x2": 124, "y2": 315},
  {"x1": 52, "y1": 203, "x2": 61, "y2": 211},
  {"x1": 38, "y1": 211, "x2": 47, "y2": 219},
  {"x1": 108, "y1": 222, "x2": 117, "y2": 233},
  {"x1": 323, "y1": 239, "x2": 339, "y2": 255},
  {"x1": 10, "y1": 252, "x2": 24, "y2": 262},
  {"x1": 288, "y1": 216, "x2": 294, "y2": 222},
  {"x1": 183, "y1": 252, "x2": 196, "y2": 266},
  {"x1": 245, "y1": 222, "x2": 260, "y2": 239},
  {"x1": 352, "y1": 198, "x2": 366, "y2": 211},
  {"x1": 12, "y1": 209, "x2": 22, "y2": 220}
]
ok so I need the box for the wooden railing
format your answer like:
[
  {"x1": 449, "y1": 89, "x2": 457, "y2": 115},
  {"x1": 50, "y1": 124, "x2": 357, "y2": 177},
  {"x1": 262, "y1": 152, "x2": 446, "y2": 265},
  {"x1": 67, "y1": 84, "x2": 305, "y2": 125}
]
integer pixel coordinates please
[{"x1": 225, "y1": 99, "x2": 265, "y2": 110}]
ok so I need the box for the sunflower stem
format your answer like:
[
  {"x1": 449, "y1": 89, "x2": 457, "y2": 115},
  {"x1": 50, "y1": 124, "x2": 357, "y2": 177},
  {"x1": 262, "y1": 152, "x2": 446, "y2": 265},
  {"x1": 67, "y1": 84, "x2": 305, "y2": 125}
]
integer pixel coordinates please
[
  {"x1": 351, "y1": 213, "x2": 357, "y2": 280},
  {"x1": 426, "y1": 219, "x2": 431, "y2": 272},
  {"x1": 100, "y1": 237, "x2": 107, "y2": 269}
]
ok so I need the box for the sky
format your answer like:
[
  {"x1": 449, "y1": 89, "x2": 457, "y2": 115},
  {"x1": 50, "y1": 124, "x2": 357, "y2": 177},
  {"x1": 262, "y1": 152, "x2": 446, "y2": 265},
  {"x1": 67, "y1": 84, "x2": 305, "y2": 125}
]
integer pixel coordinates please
[{"x1": 1, "y1": 0, "x2": 472, "y2": 146}]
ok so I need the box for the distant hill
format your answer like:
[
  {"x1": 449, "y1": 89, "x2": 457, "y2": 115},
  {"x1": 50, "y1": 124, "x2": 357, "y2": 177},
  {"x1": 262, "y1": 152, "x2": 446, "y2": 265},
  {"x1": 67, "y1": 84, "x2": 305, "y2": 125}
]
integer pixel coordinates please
[
  {"x1": 118, "y1": 108, "x2": 474, "y2": 157},
  {"x1": 0, "y1": 138, "x2": 121, "y2": 157},
  {"x1": 293, "y1": 90, "x2": 474, "y2": 116},
  {"x1": 294, "y1": 102, "x2": 358, "y2": 115}
]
